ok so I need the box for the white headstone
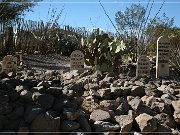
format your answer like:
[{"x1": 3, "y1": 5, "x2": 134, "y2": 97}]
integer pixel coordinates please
[
  {"x1": 136, "y1": 55, "x2": 150, "y2": 77},
  {"x1": 156, "y1": 36, "x2": 170, "y2": 78},
  {"x1": 2, "y1": 55, "x2": 17, "y2": 73},
  {"x1": 70, "y1": 50, "x2": 84, "y2": 71}
]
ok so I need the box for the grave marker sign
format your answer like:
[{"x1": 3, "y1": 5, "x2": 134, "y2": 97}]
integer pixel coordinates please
[
  {"x1": 136, "y1": 55, "x2": 150, "y2": 77},
  {"x1": 70, "y1": 50, "x2": 84, "y2": 71},
  {"x1": 2, "y1": 55, "x2": 17, "y2": 73},
  {"x1": 156, "y1": 36, "x2": 170, "y2": 78}
]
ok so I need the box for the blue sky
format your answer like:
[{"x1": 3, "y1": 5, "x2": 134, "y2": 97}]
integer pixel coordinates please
[{"x1": 24, "y1": 0, "x2": 180, "y2": 32}]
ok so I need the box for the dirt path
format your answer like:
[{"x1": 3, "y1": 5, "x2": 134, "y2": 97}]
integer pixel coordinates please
[{"x1": 23, "y1": 54, "x2": 90, "y2": 72}]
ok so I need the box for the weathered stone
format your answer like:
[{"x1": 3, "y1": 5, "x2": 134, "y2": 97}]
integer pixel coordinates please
[
  {"x1": 0, "y1": 102, "x2": 12, "y2": 115},
  {"x1": 32, "y1": 92, "x2": 42, "y2": 101},
  {"x1": 15, "y1": 85, "x2": 28, "y2": 93},
  {"x1": 110, "y1": 87, "x2": 122, "y2": 97},
  {"x1": 129, "y1": 97, "x2": 143, "y2": 111},
  {"x1": 121, "y1": 87, "x2": 131, "y2": 97},
  {"x1": 77, "y1": 115, "x2": 92, "y2": 132},
  {"x1": 30, "y1": 111, "x2": 60, "y2": 132},
  {"x1": 131, "y1": 86, "x2": 145, "y2": 97},
  {"x1": 24, "y1": 105, "x2": 45, "y2": 123},
  {"x1": 139, "y1": 105, "x2": 157, "y2": 116},
  {"x1": 63, "y1": 108, "x2": 80, "y2": 120},
  {"x1": 81, "y1": 97, "x2": 99, "y2": 113},
  {"x1": 36, "y1": 94, "x2": 54, "y2": 109},
  {"x1": 94, "y1": 121, "x2": 120, "y2": 132},
  {"x1": 135, "y1": 113, "x2": 157, "y2": 132},
  {"x1": 115, "y1": 115, "x2": 133, "y2": 133},
  {"x1": 89, "y1": 89, "x2": 101, "y2": 98},
  {"x1": 61, "y1": 120, "x2": 80, "y2": 131},
  {"x1": 30, "y1": 86, "x2": 45, "y2": 93},
  {"x1": 20, "y1": 90, "x2": 32, "y2": 102},
  {"x1": 161, "y1": 94, "x2": 178, "y2": 105},
  {"x1": 100, "y1": 100, "x2": 119, "y2": 110},
  {"x1": 53, "y1": 95, "x2": 71, "y2": 111},
  {"x1": 37, "y1": 81, "x2": 51, "y2": 88},
  {"x1": 172, "y1": 100, "x2": 180, "y2": 124},
  {"x1": 115, "y1": 97, "x2": 129, "y2": 115},
  {"x1": 151, "y1": 102, "x2": 172, "y2": 114},
  {"x1": 145, "y1": 88, "x2": 163, "y2": 97},
  {"x1": 154, "y1": 113, "x2": 177, "y2": 128},
  {"x1": 46, "y1": 87, "x2": 63, "y2": 96},
  {"x1": 155, "y1": 124, "x2": 172, "y2": 135},
  {"x1": 90, "y1": 109, "x2": 111, "y2": 121},
  {"x1": 98, "y1": 88, "x2": 111, "y2": 100},
  {"x1": 7, "y1": 106, "x2": 24, "y2": 120}
]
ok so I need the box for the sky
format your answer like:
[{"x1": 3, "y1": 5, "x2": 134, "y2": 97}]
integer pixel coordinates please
[{"x1": 24, "y1": 0, "x2": 180, "y2": 33}]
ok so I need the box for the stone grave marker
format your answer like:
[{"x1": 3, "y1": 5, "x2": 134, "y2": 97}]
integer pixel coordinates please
[
  {"x1": 70, "y1": 50, "x2": 84, "y2": 71},
  {"x1": 136, "y1": 55, "x2": 150, "y2": 77},
  {"x1": 2, "y1": 55, "x2": 17, "y2": 73},
  {"x1": 156, "y1": 36, "x2": 170, "y2": 78}
]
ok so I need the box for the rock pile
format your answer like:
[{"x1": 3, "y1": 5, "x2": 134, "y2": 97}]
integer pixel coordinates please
[{"x1": 0, "y1": 69, "x2": 179, "y2": 134}]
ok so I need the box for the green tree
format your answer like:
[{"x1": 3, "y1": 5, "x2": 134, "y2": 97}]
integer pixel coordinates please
[
  {"x1": 0, "y1": 0, "x2": 41, "y2": 23},
  {"x1": 115, "y1": 2, "x2": 174, "y2": 61}
]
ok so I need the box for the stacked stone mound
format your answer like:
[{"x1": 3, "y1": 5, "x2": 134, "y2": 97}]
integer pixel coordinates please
[{"x1": 0, "y1": 69, "x2": 179, "y2": 134}]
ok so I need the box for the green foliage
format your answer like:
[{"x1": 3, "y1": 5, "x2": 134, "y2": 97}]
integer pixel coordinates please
[
  {"x1": 82, "y1": 28, "x2": 126, "y2": 72},
  {"x1": 0, "y1": 0, "x2": 41, "y2": 23}
]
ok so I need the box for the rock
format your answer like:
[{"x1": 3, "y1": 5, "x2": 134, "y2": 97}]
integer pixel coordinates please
[
  {"x1": 30, "y1": 111, "x2": 60, "y2": 132},
  {"x1": 115, "y1": 115, "x2": 133, "y2": 133},
  {"x1": 53, "y1": 95, "x2": 71, "y2": 111},
  {"x1": 61, "y1": 120, "x2": 80, "y2": 131},
  {"x1": 98, "y1": 88, "x2": 111, "y2": 100},
  {"x1": 155, "y1": 124, "x2": 172, "y2": 135},
  {"x1": 77, "y1": 115, "x2": 92, "y2": 132},
  {"x1": 131, "y1": 86, "x2": 145, "y2": 97},
  {"x1": 7, "y1": 106, "x2": 24, "y2": 120},
  {"x1": 81, "y1": 97, "x2": 99, "y2": 113},
  {"x1": 100, "y1": 100, "x2": 119, "y2": 110},
  {"x1": 20, "y1": 90, "x2": 32, "y2": 102},
  {"x1": 135, "y1": 113, "x2": 157, "y2": 132},
  {"x1": 129, "y1": 97, "x2": 143, "y2": 111},
  {"x1": 154, "y1": 113, "x2": 177, "y2": 128},
  {"x1": 89, "y1": 89, "x2": 101, "y2": 98},
  {"x1": 115, "y1": 97, "x2": 129, "y2": 115},
  {"x1": 63, "y1": 108, "x2": 80, "y2": 120},
  {"x1": 0, "y1": 102, "x2": 12, "y2": 115},
  {"x1": 30, "y1": 86, "x2": 45, "y2": 93},
  {"x1": 0, "y1": 95, "x2": 9, "y2": 103},
  {"x1": 46, "y1": 87, "x2": 63, "y2": 96},
  {"x1": 161, "y1": 94, "x2": 177, "y2": 105},
  {"x1": 139, "y1": 105, "x2": 157, "y2": 116},
  {"x1": 145, "y1": 88, "x2": 163, "y2": 97},
  {"x1": 121, "y1": 87, "x2": 131, "y2": 97},
  {"x1": 145, "y1": 96, "x2": 157, "y2": 106},
  {"x1": 110, "y1": 87, "x2": 122, "y2": 97},
  {"x1": 32, "y1": 92, "x2": 42, "y2": 101},
  {"x1": 151, "y1": 102, "x2": 172, "y2": 114},
  {"x1": 90, "y1": 109, "x2": 111, "y2": 121},
  {"x1": 94, "y1": 121, "x2": 120, "y2": 132},
  {"x1": 37, "y1": 81, "x2": 51, "y2": 88},
  {"x1": 15, "y1": 85, "x2": 28, "y2": 93},
  {"x1": 24, "y1": 105, "x2": 45, "y2": 123},
  {"x1": 172, "y1": 100, "x2": 180, "y2": 124},
  {"x1": 36, "y1": 94, "x2": 54, "y2": 109}
]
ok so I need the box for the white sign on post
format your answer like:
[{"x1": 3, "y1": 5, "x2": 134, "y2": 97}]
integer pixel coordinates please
[
  {"x1": 70, "y1": 50, "x2": 84, "y2": 71},
  {"x1": 136, "y1": 55, "x2": 150, "y2": 77},
  {"x1": 156, "y1": 36, "x2": 170, "y2": 78},
  {"x1": 2, "y1": 55, "x2": 17, "y2": 73}
]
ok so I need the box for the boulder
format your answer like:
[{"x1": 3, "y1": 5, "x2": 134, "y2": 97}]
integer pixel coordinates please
[
  {"x1": 115, "y1": 115, "x2": 133, "y2": 133},
  {"x1": 90, "y1": 109, "x2": 111, "y2": 121},
  {"x1": 98, "y1": 88, "x2": 111, "y2": 100},
  {"x1": 63, "y1": 108, "x2": 80, "y2": 120},
  {"x1": 30, "y1": 111, "x2": 60, "y2": 132},
  {"x1": 115, "y1": 97, "x2": 129, "y2": 115},
  {"x1": 36, "y1": 94, "x2": 54, "y2": 109},
  {"x1": 135, "y1": 113, "x2": 157, "y2": 132},
  {"x1": 131, "y1": 86, "x2": 145, "y2": 97},
  {"x1": 129, "y1": 97, "x2": 143, "y2": 111},
  {"x1": 94, "y1": 121, "x2": 120, "y2": 132},
  {"x1": 77, "y1": 115, "x2": 92, "y2": 132},
  {"x1": 61, "y1": 120, "x2": 80, "y2": 131},
  {"x1": 172, "y1": 100, "x2": 180, "y2": 124}
]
